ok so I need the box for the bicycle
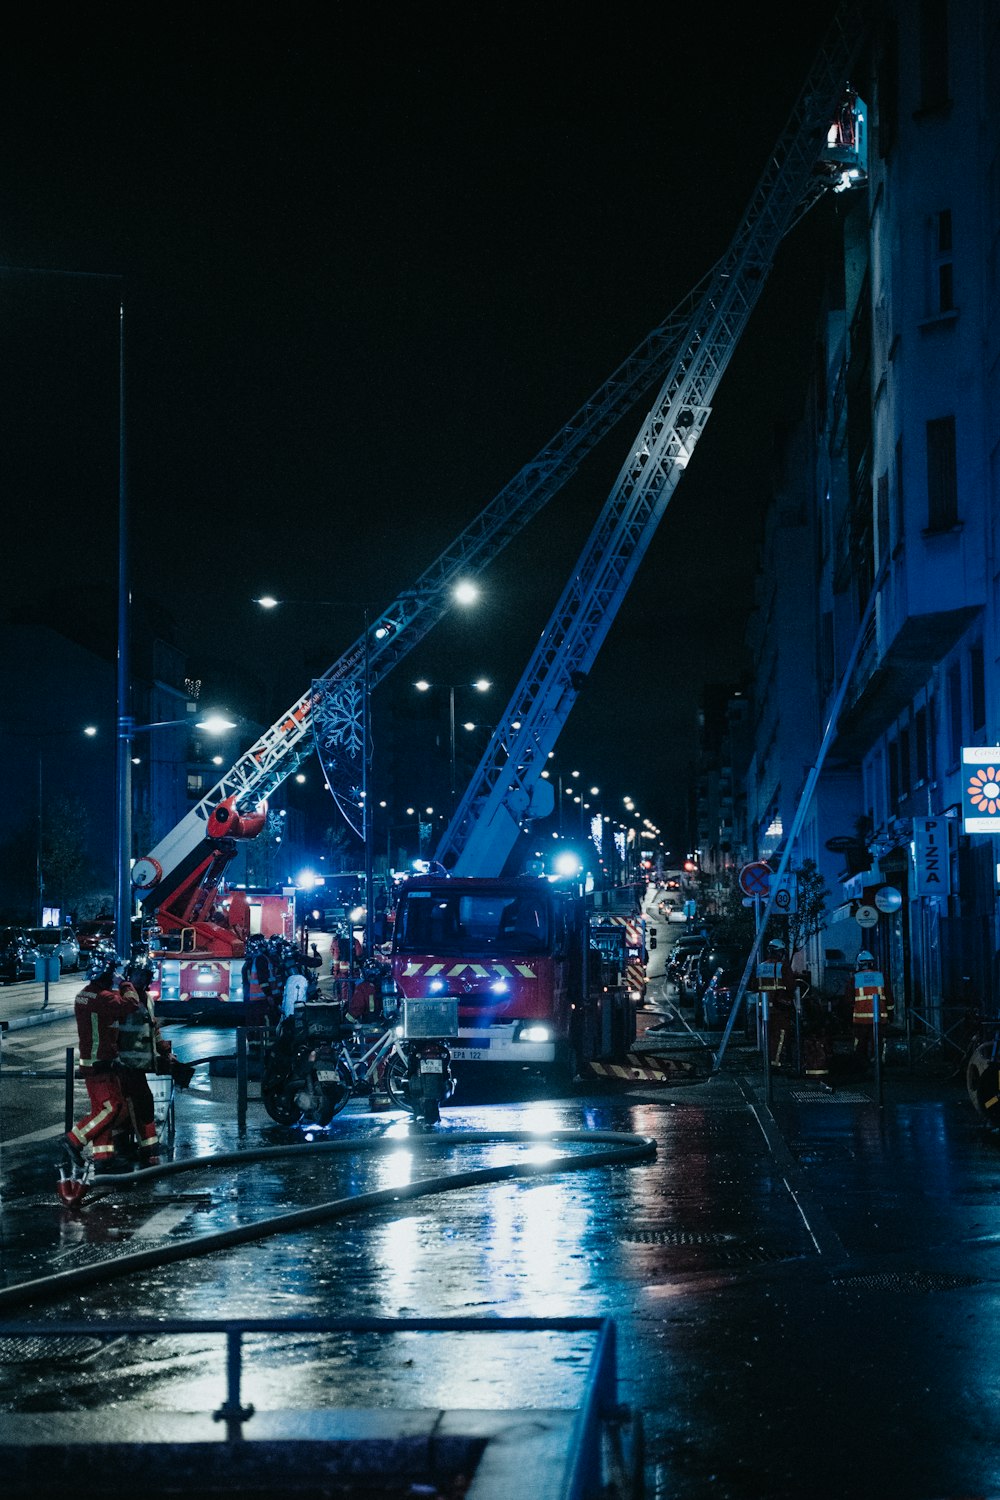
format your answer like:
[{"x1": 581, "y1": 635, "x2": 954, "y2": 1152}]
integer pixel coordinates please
[{"x1": 261, "y1": 1008, "x2": 415, "y2": 1126}]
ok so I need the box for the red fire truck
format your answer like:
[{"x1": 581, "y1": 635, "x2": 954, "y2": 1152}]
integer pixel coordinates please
[{"x1": 389, "y1": 874, "x2": 635, "y2": 1080}]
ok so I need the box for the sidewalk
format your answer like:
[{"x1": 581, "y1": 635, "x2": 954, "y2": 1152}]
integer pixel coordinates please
[{"x1": 0, "y1": 972, "x2": 77, "y2": 1033}]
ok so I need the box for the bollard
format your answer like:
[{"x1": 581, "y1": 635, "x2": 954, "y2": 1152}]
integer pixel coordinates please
[
  {"x1": 761, "y1": 993, "x2": 773, "y2": 1109},
  {"x1": 236, "y1": 1027, "x2": 247, "y2": 1132}
]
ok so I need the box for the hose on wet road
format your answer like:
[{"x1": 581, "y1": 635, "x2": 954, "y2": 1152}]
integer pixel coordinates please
[{"x1": 1, "y1": 1128, "x2": 657, "y2": 1311}]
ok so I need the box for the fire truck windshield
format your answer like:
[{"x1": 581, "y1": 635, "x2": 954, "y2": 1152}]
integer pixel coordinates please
[{"x1": 396, "y1": 889, "x2": 551, "y2": 956}]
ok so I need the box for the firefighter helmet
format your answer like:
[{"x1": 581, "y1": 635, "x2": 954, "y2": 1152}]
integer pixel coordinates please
[
  {"x1": 857, "y1": 950, "x2": 875, "y2": 964},
  {"x1": 767, "y1": 938, "x2": 785, "y2": 952}
]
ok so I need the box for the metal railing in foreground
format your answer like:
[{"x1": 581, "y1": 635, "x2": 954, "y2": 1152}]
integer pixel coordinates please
[{"x1": 0, "y1": 1313, "x2": 640, "y2": 1500}]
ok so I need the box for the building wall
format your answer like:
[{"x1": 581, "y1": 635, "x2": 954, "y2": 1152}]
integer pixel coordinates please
[{"x1": 744, "y1": 1, "x2": 1000, "y2": 1012}]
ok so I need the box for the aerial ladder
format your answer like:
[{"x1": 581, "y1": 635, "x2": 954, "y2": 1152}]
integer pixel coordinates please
[
  {"x1": 132, "y1": 2, "x2": 867, "y2": 956},
  {"x1": 133, "y1": 268, "x2": 747, "y2": 924},
  {"x1": 435, "y1": 5, "x2": 867, "y2": 877}
]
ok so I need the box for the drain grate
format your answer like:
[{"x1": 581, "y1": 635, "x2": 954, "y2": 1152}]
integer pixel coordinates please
[
  {"x1": 791, "y1": 1089, "x2": 871, "y2": 1103},
  {"x1": 620, "y1": 1228, "x2": 738, "y2": 1245},
  {"x1": 833, "y1": 1270, "x2": 983, "y2": 1293},
  {"x1": 617, "y1": 1228, "x2": 783, "y2": 1265}
]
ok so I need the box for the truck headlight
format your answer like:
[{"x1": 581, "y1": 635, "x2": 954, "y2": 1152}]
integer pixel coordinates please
[{"x1": 517, "y1": 1024, "x2": 551, "y2": 1044}]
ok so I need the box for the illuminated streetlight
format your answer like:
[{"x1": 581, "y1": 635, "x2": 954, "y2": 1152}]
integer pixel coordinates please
[{"x1": 414, "y1": 677, "x2": 492, "y2": 804}]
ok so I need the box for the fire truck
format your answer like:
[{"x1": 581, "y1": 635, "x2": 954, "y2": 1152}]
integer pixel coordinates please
[
  {"x1": 129, "y1": 10, "x2": 865, "y2": 1025},
  {"x1": 389, "y1": 874, "x2": 635, "y2": 1078}
]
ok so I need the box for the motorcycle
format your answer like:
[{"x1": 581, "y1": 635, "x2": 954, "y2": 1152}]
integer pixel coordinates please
[
  {"x1": 396, "y1": 997, "x2": 458, "y2": 1126},
  {"x1": 261, "y1": 1003, "x2": 355, "y2": 1128},
  {"x1": 398, "y1": 1036, "x2": 456, "y2": 1126}
]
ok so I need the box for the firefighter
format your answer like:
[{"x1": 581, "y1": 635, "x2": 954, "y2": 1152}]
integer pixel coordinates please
[
  {"x1": 800, "y1": 976, "x2": 835, "y2": 1090},
  {"x1": 756, "y1": 938, "x2": 796, "y2": 1070},
  {"x1": 115, "y1": 965, "x2": 196, "y2": 1166},
  {"x1": 242, "y1": 935, "x2": 277, "y2": 1027},
  {"x1": 847, "y1": 949, "x2": 894, "y2": 1067},
  {"x1": 62, "y1": 956, "x2": 141, "y2": 1176}
]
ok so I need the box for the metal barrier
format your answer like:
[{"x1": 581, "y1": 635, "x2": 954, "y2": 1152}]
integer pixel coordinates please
[{"x1": 0, "y1": 1313, "x2": 631, "y2": 1499}]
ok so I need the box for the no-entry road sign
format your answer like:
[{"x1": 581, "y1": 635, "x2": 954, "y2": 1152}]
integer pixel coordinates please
[{"x1": 739, "y1": 861, "x2": 772, "y2": 897}]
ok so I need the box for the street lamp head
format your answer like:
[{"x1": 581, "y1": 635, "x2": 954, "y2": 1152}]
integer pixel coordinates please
[
  {"x1": 473, "y1": 678, "x2": 491, "y2": 692},
  {"x1": 255, "y1": 595, "x2": 280, "y2": 609},
  {"x1": 195, "y1": 714, "x2": 238, "y2": 734},
  {"x1": 453, "y1": 580, "x2": 479, "y2": 605}
]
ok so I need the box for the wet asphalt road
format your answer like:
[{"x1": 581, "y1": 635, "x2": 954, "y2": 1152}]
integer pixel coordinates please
[{"x1": 3, "y1": 936, "x2": 1000, "y2": 1497}]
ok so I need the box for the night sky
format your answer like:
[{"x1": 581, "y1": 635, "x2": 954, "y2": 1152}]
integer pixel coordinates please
[{"x1": 1, "y1": 8, "x2": 837, "y2": 854}]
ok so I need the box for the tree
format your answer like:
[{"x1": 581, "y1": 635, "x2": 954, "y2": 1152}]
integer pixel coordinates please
[
  {"x1": 41, "y1": 793, "x2": 92, "y2": 914},
  {"x1": 784, "y1": 858, "x2": 829, "y2": 961}
]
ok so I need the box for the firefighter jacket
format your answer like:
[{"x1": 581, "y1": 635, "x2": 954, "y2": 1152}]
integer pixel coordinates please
[
  {"x1": 849, "y1": 969, "x2": 894, "y2": 1025},
  {"x1": 73, "y1": 977, "x2": 142, "y2": 1072},
  {"x1": 116, "y1": 980, "x2": 173, "y2": 1071},
  {"x1": 243, "y1": 952, "x2": 273, "y2": 1011},
  {"x1": 755, "y1": 959, "x2": 795, "y2": 998}
]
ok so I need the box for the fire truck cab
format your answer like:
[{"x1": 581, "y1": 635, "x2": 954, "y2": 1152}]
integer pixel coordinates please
[{"x1": 389, "y1": 874, "x2": 634, "y2": 1080}]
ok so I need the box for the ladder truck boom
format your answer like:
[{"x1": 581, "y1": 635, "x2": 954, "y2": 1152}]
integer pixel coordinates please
[
  {"x1": 132, "y1": 269, "x2": 740, "y2": 908},
  {"x1": 134, "y1": 1, "x2": 866, "y2": 913},
  {"x1": 436, "y1": 3, "x2": 867, "y2": 878}
]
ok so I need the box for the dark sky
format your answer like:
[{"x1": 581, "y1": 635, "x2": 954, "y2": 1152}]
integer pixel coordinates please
[{"x1": 1, "y1": 8, "x2": 836, "y2": 854}]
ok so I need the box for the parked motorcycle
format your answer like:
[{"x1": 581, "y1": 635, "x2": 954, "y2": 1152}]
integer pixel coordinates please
[
  {"x1": 397, "y1": 998, "x2": 458, "y2": 1126},
  {"x1": 261, "y1": 1003, "x2": 355, "y2": 1127},
  {"x1": 398, "y1": 1035, "x2": 456, "y2": 1126}
]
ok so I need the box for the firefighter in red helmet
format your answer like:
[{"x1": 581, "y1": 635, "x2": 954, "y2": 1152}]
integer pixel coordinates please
[
  {"x1": 846, "y1": 949, "x2": 894, "y2": 1067},
  {"x1": 62, "y1": 956, "x2": 140, "y2": 1176},
  {"x1": 756, "y1": 938, "x2": 797, "y2": 1070},
  {"x1": 115, "y1": 964, "x2": 196, "y2": 1167}
]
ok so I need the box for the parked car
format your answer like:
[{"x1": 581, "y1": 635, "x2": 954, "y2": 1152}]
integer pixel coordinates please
[
  {"x1": 76, "y1": 915, "x2": 146, "y2": 965},
  {"x1": 667, "y1": 934, "x2": 709, "y2": 986},
  {"x1": 76, "y1": 918, "x2": 116, "y2": 957},
  {"x1": 23, "y1": 925, "x2": 81, "y2": 974},
  {"x1": 0, "y1": 927, "x2": 35, "y2": 983},
  {"x1": 696, "y1": 946, "x2": 751, "y2": 1029}
]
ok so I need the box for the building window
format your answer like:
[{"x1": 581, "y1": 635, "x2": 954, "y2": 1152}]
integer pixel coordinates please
[
  {"x1": 918, "y1": 0, "x2": 949, "y2": 110},
  {"x1": 927, "y1": 209, "x2": 954, "y2": 314},
  {"x1": 187, "y1": 773, "x2": 205, "y2": 797},
  {"x1": 888, "y1": 736, "x2": 900, "y2": 806},
  {"x1": 894, "y1": 436, "x2": 904, "y2": 546},
  {"x1": 947, "y1": 660, "x2": 963, "y2": 767},
  {"x1": 927, "y1": 695, "x2": 937, "y2": 783},
  {"x1": 971, "y1": 642, "x2": 986, "y2": 730},
  {"x1": 926, "y1": 416, "x2": 958, "y2": 531}
]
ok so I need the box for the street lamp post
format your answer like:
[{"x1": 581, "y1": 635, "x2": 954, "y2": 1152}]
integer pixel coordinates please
[{"x1": 414, "y1": 678, "x2": 491, "y2": 809}]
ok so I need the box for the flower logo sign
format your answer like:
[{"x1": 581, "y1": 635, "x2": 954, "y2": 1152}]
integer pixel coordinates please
[{"x1": 962, "y1": 747, "x2": 1000, "y2": 832}]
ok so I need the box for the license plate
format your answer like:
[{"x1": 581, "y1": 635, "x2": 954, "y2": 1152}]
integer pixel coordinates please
[
  {"x1": 450, "y1": 1044, "x2": 490, "y2": 1060},
  {"x1": 420, "y1": 1057, "x2": 444, "y2": 1073},
  {"x1": 315, "y1": 1069, "x2": 340, "y2": 1082}
]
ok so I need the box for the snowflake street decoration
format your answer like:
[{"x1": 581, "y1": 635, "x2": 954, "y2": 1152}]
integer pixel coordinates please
[{"x1": 313, "y1": 678, "x2": 367, "y2": 839}]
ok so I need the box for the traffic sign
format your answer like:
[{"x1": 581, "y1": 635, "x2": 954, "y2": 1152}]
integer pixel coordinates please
[
  {"x1": 855, "y1": 903, "x2": 879, "y2": 928},
  {"x1": 873, "y1": 885, "x2": 902, "y2": 913},
  {"x1": 739, "y1": 861, "x2": 772, "y2": 897},
  {"x1": 773, "y1": 884, "x2": 793, "y2": 913}
]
